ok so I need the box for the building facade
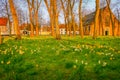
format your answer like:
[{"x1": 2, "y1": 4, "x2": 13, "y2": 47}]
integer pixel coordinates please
[
  {"x1": 83, "y1": 6, "x2": 120, "y2": 36},
  {"x1": 0, "y1": 17, "x2": 15, "y2": 35}
]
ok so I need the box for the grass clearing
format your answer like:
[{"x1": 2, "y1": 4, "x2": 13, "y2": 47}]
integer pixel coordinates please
[{"x1": 0, "y1": 36, "x2": 120, "y2": 80}]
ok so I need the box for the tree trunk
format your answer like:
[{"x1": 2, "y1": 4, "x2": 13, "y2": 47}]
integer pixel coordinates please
[
  {"x1": 50, "y1": 0, "x2": 55, "y2": 37},
  {"x1": 64, "y1": 18, "x2": 67, "y2": 35},
  {"x1": 60, "y1": 0, "x2": 69, "y2": 35},
  {"x1": 50, "y1": 12, "x2": 55, "y2": 36},
  {"x1": 35, "y1": 12, "x2": 39, "y2": 36},
  {"x1": 71, "y1": 13, "x2": 76, "y2": 36},
  {"x1": 106, "y1": 0, "x2": 115, "y2": 36},
  {"x1": 9, "y1": 0, "x2": 21, "y2": 39},
  {"x1": 53, "y1": 0, "x2": 61, "y2": 40},
  {"x1": 55, "y1": 14, "x2": 61, "y2": 40},
  {"x1": 35, "y1": 0, "x2": 42, "y2": 36},
  {"x1": 44, "y1": 0, "x2": 55, "y2": 37},
  {"x1": 64, "y1": 17, "x2": 68, "y2": 35},
  {"x1": 117, "y1": 8, "x2": 120, "y2": 36},
  {"x1": 93, "y1": 0, "x2": 100, "y2": 39},
  {"x1": 68, "y1": 0, "x2": 72, "y2": 36},
  {"x1": 79, "y1": 0, "x2": 84, "y2": 38},
  {"x1": 27, "y1": 0, "x2": 34, "y2": 37},
  {"x1": 5, "y1": 1, "x2": 11, "y2": 36},
  {"x1": 36, "y1": 25, "x2": 39, "y2": 36},
  {"x1": 68, "y1": 0, "x2": 75, "y2": 37},
  {"x1": 118, "y1": 21, "x2": 120, "y2": 36},
  {"x1": 30, "y1": 13, "x2": 34, "y2": 37}
]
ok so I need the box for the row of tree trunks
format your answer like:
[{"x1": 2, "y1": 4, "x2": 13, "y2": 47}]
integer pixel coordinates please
[
  {"x1": 35, "y1": 0, "x2": 42, "y2": 36},
  {"x1": 60, "y1": 0, "x2": 69, "y2": 35},
  {"x1": 44, "y1": 0, "x2": 61, "y2": 39},
  {"x1": 49, "y1": 0, "x2": 84, "y2": 38},
  {"x1": 61, "y1": 0, "x2": 84, "y2": 38},
  {"x1": 60, "y1": 0, "x2": 118, "y2": 38},
  {"x1": 27, "y1": 0, "x2": 42, "y2": 37},
  {"x1": 27, "y1": 0, "x2": 34, "y2": 37},
  {"x1": 44, "y1": 0, "x2": 55, "y2": 37},
  {"x1": 92, "y1": 0, "x2": 120, "y2": 38},
  {"x1": 68, "y1": 0, "x2": 75, "y2": 37}
]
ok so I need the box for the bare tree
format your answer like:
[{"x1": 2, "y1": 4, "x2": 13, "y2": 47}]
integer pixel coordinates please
[
  {"x1": 79, "y1": 0, "x2": 84, "y2": 38},
  {"x1": 106, "y1": 0, "x2": 115, "y2": 36},
  {"x1": 67, "y1": 0, "x2": 76, "y2": 36},
  {"x1": 116, "y1": 8, "x2": 120, "y2": 36},
  {"x1": 99, "y1": 9, "x2": 104, "y2": 36},
  {"x1": 53, "y1": 0, "x2": 61, "y2": 39},
  {"x1": 59, "y1": 0, "x2": 76, "y2": 36},
  {"x1": 99, "y1": 0, "x2": 106, "y2": 36},
  {"x1": 27, "y1": 0, "x2": 35, "y2": 37},
  {"x1": 27, "y1": 0, "x2": 42, "y2": 37},
  {"x1": 93, "y1": 0, "x2": 100, "y2": 39},
  {"x1": 44, "y1": 0, "x2": 55, "y2": 36},
  {"x1": 60, "y1": 0, "x2": 69, "y2": 35},
  {"x1": 44, "y1": 0, "x2": 61, "y2": 39},
  {"x1": 9, "y1": 0, "x2": 21, "y2": 39},
  {"x1": 34, "y1": 0, "x2": 42, "y2": 36}
]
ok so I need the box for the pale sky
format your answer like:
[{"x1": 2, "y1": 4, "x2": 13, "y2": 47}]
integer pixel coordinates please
[
  {"x1": 0, "y1": 0, "x2": 120, "y2": 24},
  {"x1": 43, "y1": 0, "x2": 120, "y2": 23}
]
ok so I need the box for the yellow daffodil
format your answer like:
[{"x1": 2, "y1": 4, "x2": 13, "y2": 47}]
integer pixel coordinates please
[
  {"x1": 73, "y1": 65, "x2": 77, "y2": 69},
  {"x1": 110, "y1": 57, "x2": 113, "y2": 60},
  {"x1": 102, "y1": 62, "x2": 107, "y2": 67},
  {"x1": 1, "y1": 61, "x2": 4, "y2": 64},
  {"x1": 85, "y1": 62, "x2": 88, "y2": 65},
  {"x1": 19, "y1": 50, "x2": 24, "y2": 55},
  {"x1": 75, "y1": 59, "x2": 78, "y2": 63},
  {"x1": 7, "y1": 61, "x2": 11, "y2": 64},
  {"x1": 81, "y1": 60, "x2": 84, "y2": 64}
]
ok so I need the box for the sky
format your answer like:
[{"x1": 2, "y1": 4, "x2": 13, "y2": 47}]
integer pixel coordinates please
[
  {"x1": 43, "y1": 0, "x2": 120, "y2": 23},
  {"x1": 0, "y1": 0, "x2": 120, "y2": 24}
]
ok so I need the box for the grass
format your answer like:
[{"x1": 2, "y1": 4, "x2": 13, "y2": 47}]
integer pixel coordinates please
[{"x1": 0, "y1": 36, "x2": 120, "y2": 80}]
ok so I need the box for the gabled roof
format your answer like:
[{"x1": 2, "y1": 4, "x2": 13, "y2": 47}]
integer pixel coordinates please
[
  {"x1": 83, "y1": 12, "x2": 95, "y2": 25},
  {"x1": 83, "y1": 6, "x2": 110, "y2": 26},
  {"x1": 0, "y1": 17, "x2": 8, "y2": 26}
]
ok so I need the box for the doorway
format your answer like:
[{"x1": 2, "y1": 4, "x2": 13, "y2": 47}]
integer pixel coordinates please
[{"x1": 105, "y1": 31, "x2": 109, "y2": 36}]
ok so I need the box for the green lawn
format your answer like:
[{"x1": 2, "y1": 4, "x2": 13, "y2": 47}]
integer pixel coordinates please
[{"x1": 0, "y1": 36, "x2": 120, "y2": 80}]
